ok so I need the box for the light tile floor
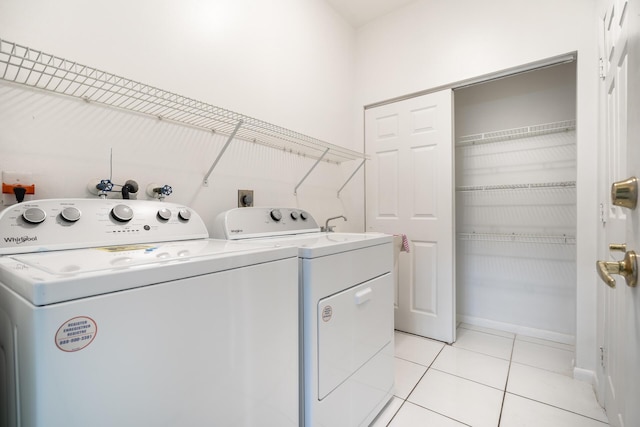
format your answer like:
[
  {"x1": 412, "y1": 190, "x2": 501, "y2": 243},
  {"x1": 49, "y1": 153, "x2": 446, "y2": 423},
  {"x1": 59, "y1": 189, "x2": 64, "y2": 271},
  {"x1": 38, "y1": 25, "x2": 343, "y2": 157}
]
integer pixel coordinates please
[{"x1": 371, "y1": 324, "x2": 609, "y2": 427}]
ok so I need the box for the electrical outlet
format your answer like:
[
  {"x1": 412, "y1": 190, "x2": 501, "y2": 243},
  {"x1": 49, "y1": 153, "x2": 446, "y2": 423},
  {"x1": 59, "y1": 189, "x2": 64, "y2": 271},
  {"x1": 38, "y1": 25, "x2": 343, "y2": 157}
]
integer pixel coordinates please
[
  {"x1": 238, "y1": 190, "x2": 254, "y2": 207},
  {"x1": 2, "y1": 171, "x2": 35, "y2": 206}
]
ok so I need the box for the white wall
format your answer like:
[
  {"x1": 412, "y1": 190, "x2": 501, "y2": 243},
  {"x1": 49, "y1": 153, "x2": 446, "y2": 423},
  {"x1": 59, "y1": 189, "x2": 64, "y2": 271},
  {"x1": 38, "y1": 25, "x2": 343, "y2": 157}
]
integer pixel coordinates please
[
  {"x1": 454, "y1": 63, "x2": 577, "y2": 136},
  {"x1": 355, "y1": 0, "x2": 600, "y2": 374},
  {"x1": 0, "y1": 0, "x2": 364, "y2": 232}
]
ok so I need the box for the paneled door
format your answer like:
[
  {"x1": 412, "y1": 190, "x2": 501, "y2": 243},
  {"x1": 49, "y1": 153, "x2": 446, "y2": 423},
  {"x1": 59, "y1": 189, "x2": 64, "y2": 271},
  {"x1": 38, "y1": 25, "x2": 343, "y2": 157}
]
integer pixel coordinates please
[
  {"x1": 597, "y1": 0, "x2": 640, "y2": 426},
  {"x1": 365, "y1": 89, "x2": 455, "y2": 343}
]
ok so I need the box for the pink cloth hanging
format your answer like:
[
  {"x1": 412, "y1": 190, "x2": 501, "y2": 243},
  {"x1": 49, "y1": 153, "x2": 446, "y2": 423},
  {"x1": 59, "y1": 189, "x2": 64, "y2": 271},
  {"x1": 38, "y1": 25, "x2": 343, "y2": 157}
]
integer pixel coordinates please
[{"x1": 395, "y1": 234, "x2": 410, "y2": 252}]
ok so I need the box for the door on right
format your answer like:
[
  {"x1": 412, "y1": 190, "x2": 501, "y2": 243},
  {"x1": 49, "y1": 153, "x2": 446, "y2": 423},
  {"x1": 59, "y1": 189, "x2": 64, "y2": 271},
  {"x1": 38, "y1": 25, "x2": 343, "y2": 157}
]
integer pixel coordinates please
[{"x1": 596, "y1": 0, "x2": 640, "y2": 426}]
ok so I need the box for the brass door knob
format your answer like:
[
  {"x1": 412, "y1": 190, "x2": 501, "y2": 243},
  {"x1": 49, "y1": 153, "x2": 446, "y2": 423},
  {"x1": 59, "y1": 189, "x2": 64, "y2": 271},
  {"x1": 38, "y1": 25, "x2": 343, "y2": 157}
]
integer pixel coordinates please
[
  {"x1": 611, "y1": 176, "x2": 638, "y2": 209},
  {"x1": 596, "y1": 250, "x2": 638, "y2": 288}
]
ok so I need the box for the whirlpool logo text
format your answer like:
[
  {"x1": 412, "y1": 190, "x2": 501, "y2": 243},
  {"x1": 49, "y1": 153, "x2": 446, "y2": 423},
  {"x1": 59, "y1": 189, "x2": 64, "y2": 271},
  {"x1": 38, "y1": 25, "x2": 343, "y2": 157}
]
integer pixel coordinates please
[{"x1": 3, "y1": 236, "x2": 37, "y2": 244}]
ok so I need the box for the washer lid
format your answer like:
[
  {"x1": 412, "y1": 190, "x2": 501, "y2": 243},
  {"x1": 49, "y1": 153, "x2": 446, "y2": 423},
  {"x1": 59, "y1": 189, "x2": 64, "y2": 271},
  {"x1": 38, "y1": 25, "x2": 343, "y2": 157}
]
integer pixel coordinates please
[{"x1": 0, "y1": 239, "x2": 297, "y2": 306}]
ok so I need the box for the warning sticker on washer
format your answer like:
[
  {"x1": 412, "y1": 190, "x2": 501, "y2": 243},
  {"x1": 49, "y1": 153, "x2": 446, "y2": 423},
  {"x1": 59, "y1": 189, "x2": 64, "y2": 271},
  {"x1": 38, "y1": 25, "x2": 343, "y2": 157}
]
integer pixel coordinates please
[
  {"x1": 321, "y1": 305, "x2": 333, "y2": 322},
  {"x1": 55, "y1": 316, "x2": 97, "y2": 352}
]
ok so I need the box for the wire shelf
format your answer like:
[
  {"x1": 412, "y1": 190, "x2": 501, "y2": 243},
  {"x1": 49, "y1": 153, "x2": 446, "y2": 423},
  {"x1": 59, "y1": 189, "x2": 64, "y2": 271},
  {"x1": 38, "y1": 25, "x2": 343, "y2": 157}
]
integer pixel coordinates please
[
  {"x1": 457, "y1": 232, "x2": 576, "y2": 245},
  {"x1": 456, "y1": 181, "x2": 576, "y2": 192},
  {"x1": 456, "y1": 120, "x2": 576, "y2": 147},
  {"x1": 0, "y1": 38, "x2": 366, "y2": 165}
]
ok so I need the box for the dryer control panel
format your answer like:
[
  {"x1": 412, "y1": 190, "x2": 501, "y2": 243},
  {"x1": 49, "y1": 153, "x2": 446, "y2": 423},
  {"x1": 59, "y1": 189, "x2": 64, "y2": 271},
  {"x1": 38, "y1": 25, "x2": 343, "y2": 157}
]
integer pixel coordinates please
[
  {"x1": 0, "y1": 199, "x2": 208, "y2": 254},
  {"x1": 213, "y1": 207, "x2": 320, "y2": 240}
]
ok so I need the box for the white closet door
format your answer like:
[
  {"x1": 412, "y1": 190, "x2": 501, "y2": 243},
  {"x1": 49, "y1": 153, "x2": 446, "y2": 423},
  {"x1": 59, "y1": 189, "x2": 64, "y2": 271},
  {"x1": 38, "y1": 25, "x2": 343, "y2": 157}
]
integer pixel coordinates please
[{"x1": 365, "y1": 89, "x2": 455, "y2": 343}]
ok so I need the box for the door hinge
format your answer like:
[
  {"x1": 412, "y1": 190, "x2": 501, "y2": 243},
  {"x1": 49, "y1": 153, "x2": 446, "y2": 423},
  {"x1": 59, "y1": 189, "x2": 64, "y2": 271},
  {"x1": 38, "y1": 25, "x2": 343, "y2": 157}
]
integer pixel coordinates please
[
  {"x1": 600, "y1": 345, "x2": 605, "y2": 368},
  {"x1": 599, "y1": 58, "x2": 606, "y2": 80},
  {"x1": 600, "y1": 203, "x2": 607, "y2": 225}
]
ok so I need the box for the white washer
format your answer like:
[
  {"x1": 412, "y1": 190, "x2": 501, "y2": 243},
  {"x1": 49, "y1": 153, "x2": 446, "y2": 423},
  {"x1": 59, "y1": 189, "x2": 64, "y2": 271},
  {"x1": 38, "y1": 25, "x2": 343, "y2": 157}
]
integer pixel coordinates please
[
  {"x1": 213, "y1": 207, "x2": 394, "y2": 427},
  {"x1": 0, "y1": 199, "x2": 299, "y2": 427}
]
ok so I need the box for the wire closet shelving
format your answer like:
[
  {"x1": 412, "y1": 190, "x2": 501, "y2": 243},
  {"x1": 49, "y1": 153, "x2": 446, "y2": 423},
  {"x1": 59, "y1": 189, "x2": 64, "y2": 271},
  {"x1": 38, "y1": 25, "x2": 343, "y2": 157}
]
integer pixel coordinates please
[
  {"x1": 457, "y1": 232, "x2": 576, "y2": 245},
  {"x1": 0, "y1": 38, "x2": 367, "y2": 194},
  {"x1": 456, "y1": 181, "x2": 576, "y2": 193},
  {"x1": 455, "y1": 119, "x2": 576, "y2": 147},
  {"x1": 455, "y1": 120, "x2": 577, "y2": 246}
]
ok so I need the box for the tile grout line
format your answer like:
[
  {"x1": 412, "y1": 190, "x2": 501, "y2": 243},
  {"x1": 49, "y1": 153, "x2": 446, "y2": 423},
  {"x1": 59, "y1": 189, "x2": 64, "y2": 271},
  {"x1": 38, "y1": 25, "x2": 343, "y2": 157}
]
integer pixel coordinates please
[
  {"x1": 461, "y1": 325, "x2": 575, "y2": 352},
  {"x1": 399, "y1": 336, "x2": 505, "y2": 426},
  {"x1": 404, "y1": 344, "x2": 446, "y2": 398},
  {"x1": 505, "y1": 391, "x2": 610, "y2": 425},
  {"x1": 458, "y1": 325, "x2": 516, "y2": 340},
  {"x1": 394, "y1": 355, "x2": 437, "y2": 367},
  {"x1": 385, "y1": 344, "x2": 447, "y2": 426},
  {"x1": 383, "y1": 398, "x2": 406, "y2": 427},
  {"x1": 450, "y1": 345, "x2": 512, "y2": 361},
  {"x1": 454, "y1": 328, "x2": 516, "y2": 360},
  {"x1": 396, "y1": 400, "x2": 473, "y2": 427},
  {"x1": 515, "y1": 337, "x2": 575, "y2": 353},
  {"x1": 500, "y1": 335, "x2": 606, "y2": 425},
  {"x1": 497, "y1": 336, "x2": 516, "y2": 426},
  {"x1": 509, "y1": 360, "x2": 574, "y2": 377},
  {"x1": 429, "y1": 366, "x2": 507, "y2": 392}
]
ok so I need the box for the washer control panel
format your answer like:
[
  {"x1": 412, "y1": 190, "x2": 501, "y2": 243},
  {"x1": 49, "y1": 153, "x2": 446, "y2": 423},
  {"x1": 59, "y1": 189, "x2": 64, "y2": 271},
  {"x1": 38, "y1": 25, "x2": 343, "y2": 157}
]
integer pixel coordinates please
[
  {"x1": 213, "y1": 207, "x2": 320, "y2": 240},
  {"x1": 0, "y1": 198, "x2": 209, "y2": 254}
]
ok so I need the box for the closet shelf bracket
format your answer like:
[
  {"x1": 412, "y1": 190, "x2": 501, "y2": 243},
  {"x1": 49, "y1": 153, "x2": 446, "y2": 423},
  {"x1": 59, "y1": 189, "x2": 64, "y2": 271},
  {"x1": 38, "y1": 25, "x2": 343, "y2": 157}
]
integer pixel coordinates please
[
  {"x1": 294, "y1": 148, "x2": 329, "y2": 195},
  {"x1": 203, "y1": 120, "x2": 243, "y2": 186},
  {"x1": 337, "y1": 159, "x2": 366, "y2": 198}
]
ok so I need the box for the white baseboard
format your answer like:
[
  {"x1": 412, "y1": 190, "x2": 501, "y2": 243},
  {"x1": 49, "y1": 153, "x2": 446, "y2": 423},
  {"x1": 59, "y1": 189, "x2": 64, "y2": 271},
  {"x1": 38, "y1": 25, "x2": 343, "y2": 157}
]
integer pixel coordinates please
[
  {"x1": 456, "y1": 315, "x2": 575, "y2": 345},
  {"x1": 573, "y1": 367, "x2": 596, "y2": 386}
]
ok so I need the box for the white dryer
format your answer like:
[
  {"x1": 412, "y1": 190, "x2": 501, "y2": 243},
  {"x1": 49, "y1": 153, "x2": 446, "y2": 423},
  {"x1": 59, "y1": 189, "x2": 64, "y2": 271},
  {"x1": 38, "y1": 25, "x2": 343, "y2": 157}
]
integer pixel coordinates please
[
  {"x1": 213, "y1": 207, "x2": 394, "y2": 427},
  {"x1": 0, "y1": 199, "x2": 299, "y2": 427}
]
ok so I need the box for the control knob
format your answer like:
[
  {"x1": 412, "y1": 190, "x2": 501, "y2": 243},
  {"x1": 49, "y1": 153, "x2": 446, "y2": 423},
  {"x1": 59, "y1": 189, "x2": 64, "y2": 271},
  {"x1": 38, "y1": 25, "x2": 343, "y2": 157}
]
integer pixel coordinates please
[
  {"x1": 178, "y1": 209, "x2": 191, "y2": 221},
  {"x1": 22, "y1": 207, "x2": 47, "y2": 224},
  {"x1": 290, "y1": 211, "x2": 299, "y2": 220},
  {"x1": 157, "y1": 208, "x2": 171, "y2": 221},
  {"x1": 300, "y1": 211, "x2": 309, "y2": 221},
  {"x1": 111, "y1": 204, "x2": 133, "y2": 222},
  {"x1": 270, "y1": 209, "x2": 282, "y2": 222},
  {"x1": 61, "y1": 207, "x2": 81, "y2": 222}
]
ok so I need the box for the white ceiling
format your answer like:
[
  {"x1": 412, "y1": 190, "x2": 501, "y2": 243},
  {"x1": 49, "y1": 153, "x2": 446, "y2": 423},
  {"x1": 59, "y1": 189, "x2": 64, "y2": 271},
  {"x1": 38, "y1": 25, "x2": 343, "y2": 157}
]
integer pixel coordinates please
[{"x1": 324, "y1": 0, "x2": 417, "y2": 28}]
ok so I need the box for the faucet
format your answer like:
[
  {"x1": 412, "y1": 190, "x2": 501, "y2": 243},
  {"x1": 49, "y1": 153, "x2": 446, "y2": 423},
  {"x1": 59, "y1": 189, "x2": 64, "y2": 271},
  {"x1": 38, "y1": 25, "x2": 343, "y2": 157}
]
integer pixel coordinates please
[{"x1": 322, "y1": 215, "x2": 347, "y2": 232}]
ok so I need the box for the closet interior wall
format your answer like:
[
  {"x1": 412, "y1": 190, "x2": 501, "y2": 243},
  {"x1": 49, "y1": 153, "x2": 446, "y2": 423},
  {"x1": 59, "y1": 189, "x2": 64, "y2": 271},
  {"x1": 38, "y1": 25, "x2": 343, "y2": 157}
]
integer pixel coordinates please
[{"x1": 454, "y1": 62, "x2": 578, "y2": 342}]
